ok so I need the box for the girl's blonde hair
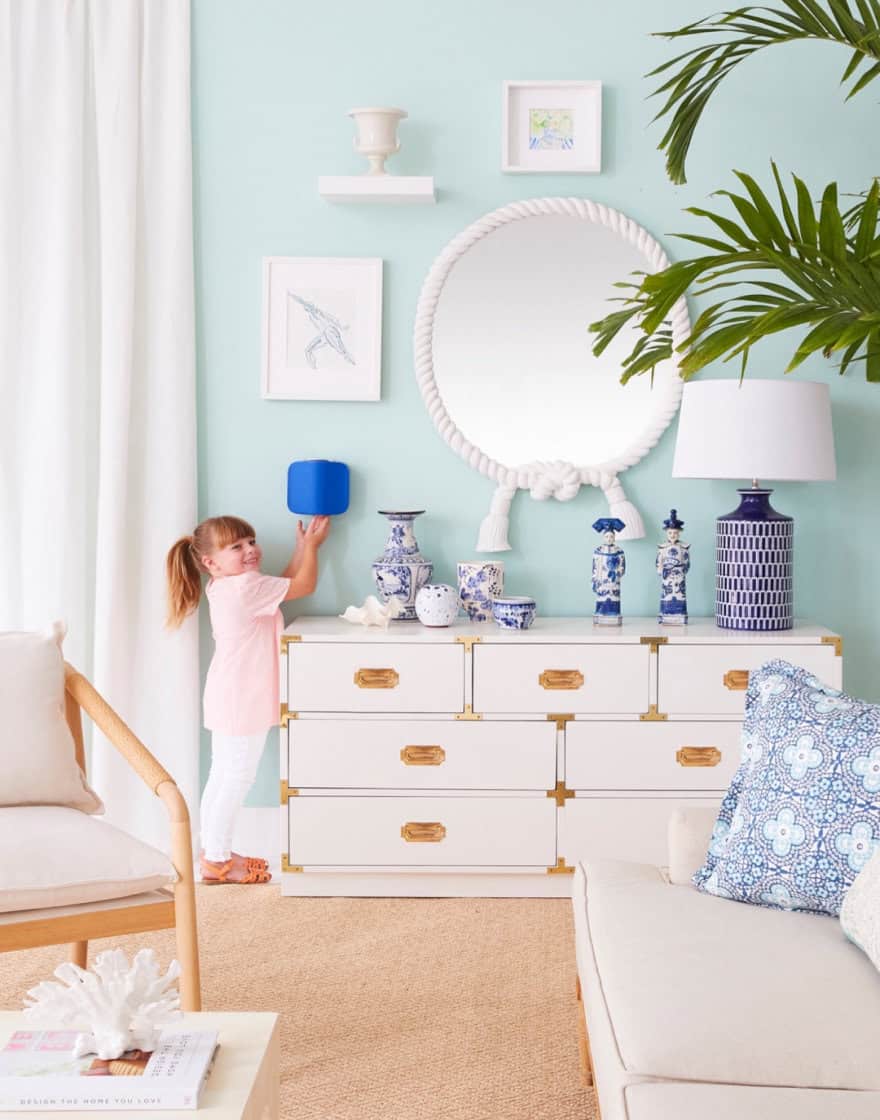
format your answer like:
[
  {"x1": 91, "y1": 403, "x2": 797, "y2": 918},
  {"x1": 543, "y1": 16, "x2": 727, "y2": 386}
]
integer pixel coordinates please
[{"x1": 165, "y1": 515, "x2": 256, "y2": 629}]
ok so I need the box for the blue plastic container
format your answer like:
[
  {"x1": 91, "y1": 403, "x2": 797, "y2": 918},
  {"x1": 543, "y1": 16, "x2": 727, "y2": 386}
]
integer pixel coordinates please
[{"x1": 287, "y1": 460, "x2": 350, "y2": 516}]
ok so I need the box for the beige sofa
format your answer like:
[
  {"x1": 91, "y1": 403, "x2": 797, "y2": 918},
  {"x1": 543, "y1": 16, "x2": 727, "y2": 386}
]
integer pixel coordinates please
[{"x1": 572, "y1": 807, "x2": 880, "y2": 1120}]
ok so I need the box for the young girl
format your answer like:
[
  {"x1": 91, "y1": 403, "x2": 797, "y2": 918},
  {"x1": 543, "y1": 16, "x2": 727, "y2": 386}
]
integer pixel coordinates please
[{"x1": 166, "y1": 514, "x2": 330, "y2": 884}]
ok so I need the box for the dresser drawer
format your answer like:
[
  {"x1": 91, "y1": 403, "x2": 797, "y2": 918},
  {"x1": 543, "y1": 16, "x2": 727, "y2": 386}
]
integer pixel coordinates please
[
  {"x1": 566, "y1": 721, "x2": 741, "y2": 791},
  {"x1": 559, "y1": 794, "x2": 722, "y2": 867},
  {"x1": 289, "y1": 720, "x2": 556, "y2": 790},
  {"x1": 289, "y1": 643, "x2": 464, "y2": 713},
  {"x1": 289, "y1": 796, "x2": 556, "y2": 867},
  {"x1": 658, "y1": 644, "x2": 840, "y2": 715},
  {"x1": 473, "y1": 644, "x2": 650, "y2": 714}
]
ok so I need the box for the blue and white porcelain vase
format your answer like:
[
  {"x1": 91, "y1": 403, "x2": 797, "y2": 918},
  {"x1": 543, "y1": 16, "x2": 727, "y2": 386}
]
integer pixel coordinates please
[
  {"x1": 657, "y1": 509, "x2": 690, "y2": 626},
  {"x1": 715, "y1": 489, "x2": 793, "y2": 631},
  {"x1": 372, "y1": 510, "x2": 433, "y2": 621},
  {"x1": 456, "y1": 561, "x2": 504, "y2": 622},
  {"x1": 591, "y1": 517, "x2": 626, "y2": 626}
]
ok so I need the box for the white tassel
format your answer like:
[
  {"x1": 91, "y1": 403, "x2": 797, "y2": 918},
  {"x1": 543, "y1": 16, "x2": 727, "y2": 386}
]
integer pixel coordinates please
[
  {"x1": 476, "y1": 485, "x2": 516, "y2": 552},
  {"x1": 603, "y1": 476, "x2": 645, "y2": 541}
]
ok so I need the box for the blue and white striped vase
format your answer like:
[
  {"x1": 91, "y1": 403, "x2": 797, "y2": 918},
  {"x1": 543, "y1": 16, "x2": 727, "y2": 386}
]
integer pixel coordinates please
[{"x1": 715, "y1": 489, "x2": 793, "y2": 631}]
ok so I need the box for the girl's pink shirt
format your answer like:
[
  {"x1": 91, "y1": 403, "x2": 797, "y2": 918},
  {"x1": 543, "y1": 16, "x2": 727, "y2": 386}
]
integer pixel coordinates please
[{"x1": 202, "y1": 571, "x2": 290, "y2": 735}]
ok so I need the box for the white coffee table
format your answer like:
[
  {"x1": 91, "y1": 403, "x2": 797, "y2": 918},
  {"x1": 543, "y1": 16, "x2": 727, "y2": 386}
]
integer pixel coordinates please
[{"x1": 0, "y1": 1011, "x2": 280, "y2": 1118}]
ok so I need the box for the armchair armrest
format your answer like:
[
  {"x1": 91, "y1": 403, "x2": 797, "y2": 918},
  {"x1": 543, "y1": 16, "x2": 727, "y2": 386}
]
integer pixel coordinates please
[{"x1": 667, "y1": 807, "x2": 718, "y2": 885}]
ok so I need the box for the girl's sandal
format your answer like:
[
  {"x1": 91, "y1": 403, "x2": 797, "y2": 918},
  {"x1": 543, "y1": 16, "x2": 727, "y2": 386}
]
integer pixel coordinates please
[
  {"x1": 200, "y1": 858, "x2": 271, "y2": 885},
  {"x1": 200, "y1": 850, "x2": 269, "y2": 870}
]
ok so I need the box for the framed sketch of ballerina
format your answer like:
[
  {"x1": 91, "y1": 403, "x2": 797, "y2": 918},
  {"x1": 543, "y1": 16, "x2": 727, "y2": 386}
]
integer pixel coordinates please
[{"x1": 261, "y1": 256, "x2": 383, "y2": 400}]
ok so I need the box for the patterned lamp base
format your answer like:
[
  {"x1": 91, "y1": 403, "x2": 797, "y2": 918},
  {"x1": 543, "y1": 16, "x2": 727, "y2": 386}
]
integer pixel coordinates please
[{"x1": 715, "y1": 489, "x2": 793, "y2": 631}]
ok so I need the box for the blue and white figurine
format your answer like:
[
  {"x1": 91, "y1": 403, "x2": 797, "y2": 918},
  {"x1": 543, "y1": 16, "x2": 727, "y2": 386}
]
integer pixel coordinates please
[
  {"x1": 657, "y1": 509, "x2": 690, "y2": 626},
  {"x1": 372, "y1": 510, "x2": 433, "y2": 621},
  {"x1": 591, "y1": 518, "x2": 626, "y2": 626}
]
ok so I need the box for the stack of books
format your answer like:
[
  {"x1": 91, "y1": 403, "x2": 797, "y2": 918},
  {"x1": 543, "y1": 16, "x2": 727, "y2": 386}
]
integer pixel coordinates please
[{"x1": 0, "y1": 1030, "x2": 219, "y2": 1111}]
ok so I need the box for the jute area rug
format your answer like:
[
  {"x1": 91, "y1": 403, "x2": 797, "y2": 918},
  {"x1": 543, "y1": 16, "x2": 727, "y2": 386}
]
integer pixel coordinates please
[{"x1": 0, "y1": 888, "x2": 597, "y2": 1120}]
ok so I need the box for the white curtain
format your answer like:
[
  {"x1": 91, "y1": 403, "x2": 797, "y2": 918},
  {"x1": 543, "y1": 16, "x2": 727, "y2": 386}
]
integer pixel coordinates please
[{"x1": 0, "y1": 0, "x2": 200, "y2": 850}]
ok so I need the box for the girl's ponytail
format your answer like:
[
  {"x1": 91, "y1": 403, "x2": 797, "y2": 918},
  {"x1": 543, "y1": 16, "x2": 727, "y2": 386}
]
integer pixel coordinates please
[{"x1": 166, "y1": 536, "x2": 203, "y2": 629}]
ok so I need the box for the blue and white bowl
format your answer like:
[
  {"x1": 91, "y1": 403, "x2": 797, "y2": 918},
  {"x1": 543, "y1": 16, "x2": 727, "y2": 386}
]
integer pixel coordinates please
[
  {"x1": 491, "y1": 596, "x2": 537, "y2": 630},
  {"x1": 415, "y1": 584, "x2": 460, "y2": 628}
]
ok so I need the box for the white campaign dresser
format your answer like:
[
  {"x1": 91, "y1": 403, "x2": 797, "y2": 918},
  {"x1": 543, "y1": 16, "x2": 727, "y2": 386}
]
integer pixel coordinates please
[{"x1": 278, "y1": 616, "x2": 842, "y2": 897}]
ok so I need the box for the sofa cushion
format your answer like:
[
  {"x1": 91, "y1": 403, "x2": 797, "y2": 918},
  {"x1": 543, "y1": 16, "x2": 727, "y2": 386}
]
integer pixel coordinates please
[
  {"x1": 0, "y1": 806, "x2": 176, "y2": 914},
  {"x1": 0, "y1": 628, "x2": 102, "y2": 813},
  {"x1": 841, "y1": 848, "x2": 880, "y2": 973},
  {"x1": 694, "y1": 660, "x2": 880, "y2": 915},
  {"x1": 624, "y1": 1084, "x2": 880, "y2": 1120},
  {"x1": 577, "y1": 859, "x2": 880, "y2": 1089}
]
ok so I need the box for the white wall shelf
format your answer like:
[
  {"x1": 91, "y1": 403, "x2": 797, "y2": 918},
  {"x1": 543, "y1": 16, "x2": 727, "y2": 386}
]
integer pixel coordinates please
[{"x1": 318, "y1": 175, "x2": 436, "y2": 204}]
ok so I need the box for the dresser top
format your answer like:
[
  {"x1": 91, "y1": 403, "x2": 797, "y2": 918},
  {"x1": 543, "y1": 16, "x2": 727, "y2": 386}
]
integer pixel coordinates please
[{"x1": 286, "y1": 616, "x2": 840, "y2": 646}]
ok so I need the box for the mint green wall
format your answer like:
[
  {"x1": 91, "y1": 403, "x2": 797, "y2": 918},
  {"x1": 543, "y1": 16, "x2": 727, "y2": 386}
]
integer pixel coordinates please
[{"x1": 192, "y1": 0, "x2": 880, "y2": 806}]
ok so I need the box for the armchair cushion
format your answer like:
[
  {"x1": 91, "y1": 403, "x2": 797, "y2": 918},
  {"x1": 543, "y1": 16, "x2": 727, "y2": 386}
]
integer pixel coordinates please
[
  {"x1": 0, "y1": 806, "x2": 176, "y2": 914},
  {"x1": 0, "y1": 629, "x2": 102, "y2": 813}
]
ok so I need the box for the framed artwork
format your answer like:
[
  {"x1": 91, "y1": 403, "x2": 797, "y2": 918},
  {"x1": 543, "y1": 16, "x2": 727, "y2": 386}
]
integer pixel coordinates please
[
  {"x1": 261, "y1": 256, "x2": 383, "y2": 401},
  {"x1": 502, "y1": 80, "x2": 602, "y2": 174}
]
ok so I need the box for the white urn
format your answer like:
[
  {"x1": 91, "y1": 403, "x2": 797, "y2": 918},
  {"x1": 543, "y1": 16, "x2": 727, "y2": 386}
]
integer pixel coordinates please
[
  {"x1": 415, "y1": 584, "x2": 460, "y2": 628},
  {"x1": 348, "y1": 107, "x2": 407, "y2": 176}
]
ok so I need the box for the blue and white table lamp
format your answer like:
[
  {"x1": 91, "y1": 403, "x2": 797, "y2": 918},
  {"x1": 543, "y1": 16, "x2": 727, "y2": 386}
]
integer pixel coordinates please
[
  {"x1": 672, "y1": 380, "x2": 836, "y2": 631},
  {"x1": 287, "y1": 459, "x2": 350, "y2": 516}
]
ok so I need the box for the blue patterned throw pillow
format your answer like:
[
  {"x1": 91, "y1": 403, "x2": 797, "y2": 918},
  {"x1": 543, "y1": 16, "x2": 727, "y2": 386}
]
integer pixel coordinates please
[{"x1": 693, "y1": 659, "x2": 880, "y2": 915}]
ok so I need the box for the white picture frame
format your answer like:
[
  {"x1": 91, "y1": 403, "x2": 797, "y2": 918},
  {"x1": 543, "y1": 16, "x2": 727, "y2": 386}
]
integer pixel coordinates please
[
  {"x1": 502, "y1": 80, "x2": 602, "y2": 174},
  {"x1": 261, "y1": 256, "x2": 383, "y2": 401}
]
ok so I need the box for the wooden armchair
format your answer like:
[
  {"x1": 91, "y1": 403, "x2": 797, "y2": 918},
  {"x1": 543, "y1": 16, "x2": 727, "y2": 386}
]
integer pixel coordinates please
[{"x1": 0, "y1": 664, "x2": 201, "y2": 1010}]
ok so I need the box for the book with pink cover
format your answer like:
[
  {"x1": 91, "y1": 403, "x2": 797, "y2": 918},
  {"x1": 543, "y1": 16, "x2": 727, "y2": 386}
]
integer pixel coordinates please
[{"x1": 0, "y1": 1030, "x2": 218, "y2": 1111}]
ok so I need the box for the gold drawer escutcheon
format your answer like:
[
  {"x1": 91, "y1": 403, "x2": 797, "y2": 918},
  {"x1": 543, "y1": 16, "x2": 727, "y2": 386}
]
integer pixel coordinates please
[
  {"x1": 401, "y1": 821, "x2": 446, "y2": 843},
  {"x1": 547, "y1": 857, "x2": 575, "y2": 875},
  {"x1": 354, "y1": 667, "x2": 400, "y2": 689},
  {"x1": 400, "y1": 745, "x2": 446, "y2": 766},
  {"x1": 640, "y1": 704, "x2": 668, "y2": 722},
  {"x1": 547, "y1": 781, "x2": 575, "y2": 808},
  {"x1": 539, "y1": 669, "x2": 585, "y2": 690},
  {"x1": 676, "y1": 746, "x2": 722, "y2": 767},
  {"x1": 723, "y1": 669, "x2": 750, "y2": 691}
]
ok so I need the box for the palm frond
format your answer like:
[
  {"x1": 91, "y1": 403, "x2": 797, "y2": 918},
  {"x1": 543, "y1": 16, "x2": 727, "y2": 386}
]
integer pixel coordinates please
[
  {"x1": 590, "y1": 167, "x2": 880, "y2": 383},
  {"x1": 650, "y1": 1, "x2": 880, "y2": 183}
]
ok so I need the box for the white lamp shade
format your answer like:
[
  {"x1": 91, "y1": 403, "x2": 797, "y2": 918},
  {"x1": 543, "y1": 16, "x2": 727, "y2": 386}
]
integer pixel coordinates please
[{"x1": 672, "y1": 380, "x2": 836, "y2": 482}]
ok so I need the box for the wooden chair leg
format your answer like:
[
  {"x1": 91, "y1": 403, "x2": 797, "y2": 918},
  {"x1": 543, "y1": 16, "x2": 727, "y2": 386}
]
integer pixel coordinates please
[
  {"x1": 70, "y1": 941, "x2": 88, "y2": 968},
  {"x1": 575, "y1": 976, "x2": 595, "y2": 1089}
]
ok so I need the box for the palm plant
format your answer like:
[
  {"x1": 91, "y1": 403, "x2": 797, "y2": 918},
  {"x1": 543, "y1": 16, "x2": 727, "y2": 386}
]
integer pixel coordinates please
[{"x1": 592, "y1": 0, "x2": 880, "y2": 382}]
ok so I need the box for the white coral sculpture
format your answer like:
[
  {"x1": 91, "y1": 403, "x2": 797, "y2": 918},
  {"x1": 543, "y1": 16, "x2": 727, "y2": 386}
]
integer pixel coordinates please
[{"x1": 23, "y1": 948, "x2": 182, "y2": 1059}]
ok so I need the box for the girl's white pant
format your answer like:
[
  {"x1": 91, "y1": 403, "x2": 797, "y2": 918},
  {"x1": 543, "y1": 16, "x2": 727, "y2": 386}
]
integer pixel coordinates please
[{"x1": 200, "y1": 731, "x2": 267, "y2": 862}]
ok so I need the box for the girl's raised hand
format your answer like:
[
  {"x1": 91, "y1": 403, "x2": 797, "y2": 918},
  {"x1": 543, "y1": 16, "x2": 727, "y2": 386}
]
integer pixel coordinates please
[{"x1": 304, "y1": 515, "x2": 331, "y2": 545}]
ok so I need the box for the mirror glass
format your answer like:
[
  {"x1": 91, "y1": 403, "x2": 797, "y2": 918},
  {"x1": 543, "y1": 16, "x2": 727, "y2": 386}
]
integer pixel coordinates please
[{"x1": 431, "y1": 213, "x2": 679, "y2": 468}]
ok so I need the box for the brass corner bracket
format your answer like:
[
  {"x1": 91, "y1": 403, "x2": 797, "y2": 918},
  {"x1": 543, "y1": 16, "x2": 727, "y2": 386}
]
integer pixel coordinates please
[
  {"x1": 281, "y1": 853, "x2": 303, "y2": 873},
  {"x1": 640, "y1": 704, "x2": 668, "y2": 722},
  {"x1": 547, "y1": 857, "x2": 575, "y2": 876},
  {"x1": 455, "y1": 636, "x2": 483, "y2": 653},
  {"x1": 547, "y1": 713, "x2": 575, "y2": 730},
  {"x1": 280, "y1": 780, "x2": 299, "y2": 802},
  {"x1": 547, "y1": 782, "x2": 575, "y2": 808},
  {"x1": 455, "y1": 704, "x2": 483, "y2": 721},
  {"x1": 280, "y1": 634, "x2": 302, "y2": 652},
  {"x1": 821, "y1": 635, "x2": 843, "y2": 657},
  {"x1": 640, "y1": 636, "x2": 668, "y2": 654},
  {"x1": 280, "y1": 704, "x2": 298, "y2": 727}
]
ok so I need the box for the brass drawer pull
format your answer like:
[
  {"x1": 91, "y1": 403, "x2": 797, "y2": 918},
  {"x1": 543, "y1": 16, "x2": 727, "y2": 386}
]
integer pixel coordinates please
[
  {"x1": 723, "y1": 669, "x2": 750, "y2": 691},
  {"x1": 539, "y1": 669, "x2": 585, "y2": 690},
  {"x1": 354, "y1": 667, "x2": 399, "y2": 689},
  {"x1": 676, "y1": 746, "x2": 722, "y2": 767},
  {"x1": 400, "y1": 745, "x2": 446, "y2": 766},
  {"x1": 401, "y1": 821, "x2": 446, "y2": 843}
]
